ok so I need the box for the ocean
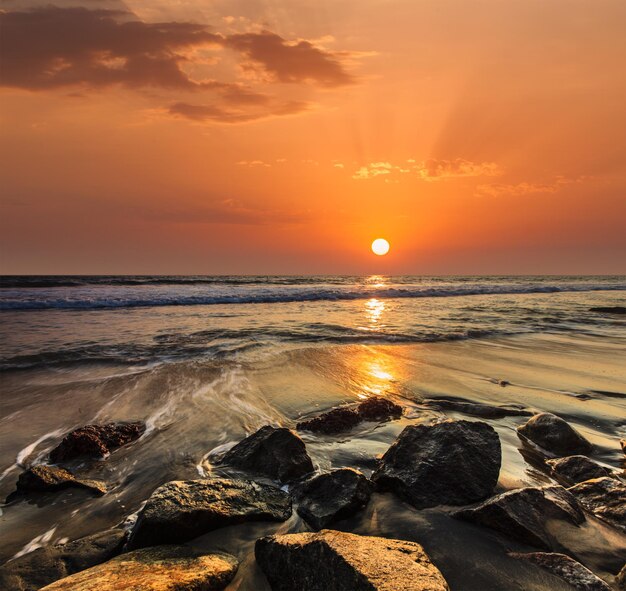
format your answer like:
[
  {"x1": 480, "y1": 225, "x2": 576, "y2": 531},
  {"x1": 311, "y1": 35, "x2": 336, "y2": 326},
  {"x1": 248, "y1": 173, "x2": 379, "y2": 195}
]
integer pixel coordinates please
[{"x1": 1, "y1": 275, "x2": 625, "y2": 590}]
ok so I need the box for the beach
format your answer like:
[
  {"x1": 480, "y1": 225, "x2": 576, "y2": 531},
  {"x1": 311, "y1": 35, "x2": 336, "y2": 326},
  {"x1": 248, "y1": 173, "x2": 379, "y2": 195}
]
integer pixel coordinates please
[{"x1": 0, "y1": 275, "x2": 625, "y2": 590}]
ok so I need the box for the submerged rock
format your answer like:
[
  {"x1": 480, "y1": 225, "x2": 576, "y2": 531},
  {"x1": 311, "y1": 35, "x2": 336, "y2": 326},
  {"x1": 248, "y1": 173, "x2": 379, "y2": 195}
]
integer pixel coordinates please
[
  {"x1": 297, "y1": 397, "x2": 402, "y2": 435},
  {"x1": 127, "y1": 478, "x2": 292, "y2": 549},
  {"x1": 372, "y1": 419, "x2": 501, "y2": 509},
  {"x1": 546, "y1": 456, "x2": 613, "y2": 486},
  {"x1": 219, "y1": 426, "x2": 313, "y2": 482},
  {"x1": 510, "y1": 552, "x2": 611, "y2": 591},
  {"x1": 589, "y1": 306, "x2": 626, "y2": 314},
  {"x1": 255, "y1": 529, "x2": 449, "y2": 591},
  {"x1": 9, "y1": 465, "x2": 107, "y2": 499},
  {"x1": 454, "y1": 485, "x2": 586, "y2": 550},
  {"x1": 296, "y1": 468, "x2": 373, "y2": 530},
  {"x1": 423, "y1": 397, "x2": 532, "y2": 419},
  {"x1": 517, "y1": 413, "x2": 592, "y2": 456},
  {"x1": 568, "y1": 477, "x2": 626, "y2": 530},
  {"x1": 296, "y1": 407, "x2": 361, "y2": 434},
  {"x1": 0, "y1": 529, "x2": 125, "y2": 591},
  {"x1": 40, "y1": 545, "x2": 238, "y2": 591},
  {"x1": 49, "y1": 421, "x2": 145, "y2": 463}
]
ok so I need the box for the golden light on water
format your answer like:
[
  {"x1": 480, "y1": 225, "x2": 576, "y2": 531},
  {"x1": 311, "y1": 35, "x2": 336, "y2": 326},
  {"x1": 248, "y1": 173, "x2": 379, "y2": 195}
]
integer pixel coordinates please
[{"x1": 371, "y1": 238, "x2": 390, "y2": 256}]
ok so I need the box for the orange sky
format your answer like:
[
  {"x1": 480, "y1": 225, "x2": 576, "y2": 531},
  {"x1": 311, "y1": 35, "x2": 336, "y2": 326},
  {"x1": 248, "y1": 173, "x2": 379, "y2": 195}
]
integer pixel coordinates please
[{"x1": 1, "y1": 0, "x2": 625, "y2": 274}]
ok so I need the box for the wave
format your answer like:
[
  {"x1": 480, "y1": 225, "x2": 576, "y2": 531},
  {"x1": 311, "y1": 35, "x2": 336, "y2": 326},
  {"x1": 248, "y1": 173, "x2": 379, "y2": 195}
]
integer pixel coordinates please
[{"x1": 1, "y1": 282, "x2": 625, "y2": 310}]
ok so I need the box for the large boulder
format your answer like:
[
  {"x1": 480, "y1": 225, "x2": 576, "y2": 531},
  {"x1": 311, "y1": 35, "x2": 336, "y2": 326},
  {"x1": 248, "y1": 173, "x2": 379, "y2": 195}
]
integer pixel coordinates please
[
  {"x1": 0, "y1": 529, "x2": 125, "y2": 591},
  {"x1": 454, "y1": 485, "x2": 586, "y2": 550},
  {"x1": 219, "y1": 426, "x2": 313, "y2": 482},
  {"x1": 517, "y1": 413, "x2": 592, "y2": 456},
  {"x1": 546, "y1": 456, "x2": 613, "y2": 486},
  {"x1": 423, "y1": 397, "x2": 532, "y2": 419},
  {"x1": 568, "y1": 477, "x2": 626, "y2": 530},
  {"x1": 8, "y1": 465, "x2": 107, "y2": 500},
  {"x1": 510, "y1": 552, "x2": 611, "y2": 591},
  {"x1": 297, "y1": 397, "x2": 402, "y2": 435},
  {"x1": 371, "y1": 420, "x2": 501, "y2": 509},
  {"x1": 49, "y1": 422, "x2": 145, "y2": 463},
  {"x1": 296, "y1": 468, "x2": 373, "y2": 530},
  {"x1": 39, "y1": 546, "x2": 238, "y2": 591},
  {"x1": 255, "y1": 529, "x2": 449, "y2": 591},
  {"x1": 127, "y1": 478, "x2": 292, "y2": 549}
]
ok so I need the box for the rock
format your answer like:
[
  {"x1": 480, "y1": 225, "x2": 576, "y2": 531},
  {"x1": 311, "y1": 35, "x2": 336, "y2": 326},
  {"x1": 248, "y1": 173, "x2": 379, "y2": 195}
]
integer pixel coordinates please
[
  {"x1": 297, "y1": 408, "x2": 361, "y2": 434},
  {"x1": 589, "y1": 306, "x2": 626, "y2": 314},
  {"x1": 297, "y1": 397, "x2": 402, "y2": 435},
  {"x1": 9, "y1": 465, "x2": 107, "y2": 499},
  {"x1": 372, "y1": 419, "x2": 501, "y2": 509},
  {"x1": 568, "y1": 477, "x2": 626, "y2": 530},
  {"x1": 219, "y1": 426, "x2": 313, "y2": 482},
  {"x1": 0, "y1": 529, "x2": 125, "y2": 591},
  {"x1": 127, "y1": 478, "x2": 292, "y2": 549},
  {"x1": 454, "y1": 485, "x2": 586, "y2": 550},
  {"x1": 49, "y1": 421, "x2": 145, "y2": 463},
  {"x1": 296, "y1": 468, "x2": 373, "y2": 530},
  {"x1": 617, "y1": 564, "x2": 626, "y2": 590},
  {"x1": 546, "y1": 456, "x2": 613, "y2": 486},
  {"x1": 39, "y1": 545, "x2": 238, "y2": 591},
  {"x1": 255, "y1": 529, "x2": 449, "y2": 591},
  {"x1": 356, "y1": 397, "x2": 403, "y2": 421},
  {"x1": 517, "y1": 413, "x2": 592, "y2": 456},
  {"x1": 423, "y1": 397, "x2": 532, "y2": 419},
  {"x1": 510, "y1": 552, "x2": 611, "y2": 591},
  {"x1": 621, "y1": 440, "x2": 625, "y2": 455}
]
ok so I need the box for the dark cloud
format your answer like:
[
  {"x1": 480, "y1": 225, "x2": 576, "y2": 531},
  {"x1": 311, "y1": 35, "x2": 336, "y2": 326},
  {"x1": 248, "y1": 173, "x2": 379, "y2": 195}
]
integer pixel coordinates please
[
  {"x1": 0, "y1": 6, "x2": 355, "y2": 91},
  {"x1": 225, "y1": 31, "x2": 355, "y2": 87},
  {"x1": 168, "y1": 100, "x2": 309, "y2": 123}
]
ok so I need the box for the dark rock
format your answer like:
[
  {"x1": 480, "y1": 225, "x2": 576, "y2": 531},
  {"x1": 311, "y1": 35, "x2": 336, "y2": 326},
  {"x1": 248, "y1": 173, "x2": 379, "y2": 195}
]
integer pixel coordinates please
[
  {"x1": 372, "y1": 419, "x2": 501, "y2": 509},
  {"x1": 568, "y1": 477, "x2": 626, "y2": 530},
  {"x1": 219, "y1": 425, "x2": 313, "y2": 482},
  {"x1": 423, "y1": 397, "x2": 532, "y2": 419},
  {"x1": 589, "y1": 306, "x2": 626, "y2": 314},
  {"x1": 9, "y1": 465, "x2": 107, "y2": 499},
  {"x1": 517, "y1": 413, "x2": 592, "y2": 456},
  {"x1": 0, "y1": 529, "x2": 126, "y2": 591},
  {"x1": 49, "y1": 421, "x2": 145, "y2": 463},
  {"x1": 357, "y1": 397, "x2": 403, "y2": 421},
  {"x1": 617, "y1": 564, "x2": 626, "y2": 590},
  {"x1": 255, "y1": 529, "x2": 449, "y2": 591},
  {"x1": 297, "y1": 407, "x2": 360, "y2": 434},
  {"x1": 296, "y1": 468, "x2": 373, "y2": 530},
  {"x1": 510, "y1": 552, "x2": 611, "y2": 591},
  {"x1": 297, "y1": 397, "x2": 403, "y2": 435},
  {"x1": 499, "y1": 380, "x2": 510, "y2": 387},
  {"x1": 40, "y1": 545, "x2": 238, "y2": 591},
  {"x1": 546, "y1": 456, "x2": 613, "y2": 486},
  {"x1": 127, "y1": 478, "x2": 292, "y2": 549},
  {"x1": 621, "y1": 440, "x2": 625, "y2": 455},
  {"x1": 454, "y1": 485, "x2": 586, "y2": 550}
]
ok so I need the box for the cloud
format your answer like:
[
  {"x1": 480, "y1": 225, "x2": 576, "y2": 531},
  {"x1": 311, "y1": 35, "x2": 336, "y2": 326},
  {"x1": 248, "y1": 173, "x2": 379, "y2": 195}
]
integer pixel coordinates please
[
  {"x1": 224, "y1": 31, "x2": 355, "y2": 87},
  {"x1": 351, "y1": 159, "x2": 500, "y2": 181},
  {"x1": 475, "y1": 176, "x2": 581, "y2": 197},
  {"x1": 0, "y1": 6, "x2": 356, "y2": 92},
  {"x1": 168, "y1": 100, "x2": 309, "y2": 123}
]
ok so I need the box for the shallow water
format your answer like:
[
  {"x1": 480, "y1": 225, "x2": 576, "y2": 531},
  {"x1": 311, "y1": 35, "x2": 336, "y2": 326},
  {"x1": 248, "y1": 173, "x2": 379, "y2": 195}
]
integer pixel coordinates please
[{"x1": 0, "y1": 276, "x2": 625, "y2": 589}]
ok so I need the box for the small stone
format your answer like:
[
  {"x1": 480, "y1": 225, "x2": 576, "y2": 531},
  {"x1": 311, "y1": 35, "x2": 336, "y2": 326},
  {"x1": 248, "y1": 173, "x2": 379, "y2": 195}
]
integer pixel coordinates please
[
  {"x1": 517, "y1": 413, "x2": 592, "y2": 456},
  {"x1": 39, "y1": 546, "x2": 238, "y2": 591},
  {"x1": 568, "y1": 477, "x2": 626, "y2": 530},
  {"x1": 127, "y1": 478, "x2": 292, "y2": 549},
  {"x1": 372, "y1": 419, "x2": 501, "y2": 509},
  {"x1": 546, "y1": 456, "x2": 612, "y2": 486},
  {"x1": 510, "y1": 552, "x2": 611, "y2": 591},
  {"x1": 255, "y1": 529, "x2": 449, "y2": 591},
  {"x1": 0, "y1": 529, "x2": 125, "y2": 591},
  {"x1": 49, "y1": 422, "x2": 145, "y2": 463},
  {"x1": 296, "y1": 468, "x2": 373, "y2": 530},
  {"x1": 219, "y1": 425, "x2": 313, "y2": 482},
  {"x1": 454, "y1": 485, "x2": 586, "y2": 550}
]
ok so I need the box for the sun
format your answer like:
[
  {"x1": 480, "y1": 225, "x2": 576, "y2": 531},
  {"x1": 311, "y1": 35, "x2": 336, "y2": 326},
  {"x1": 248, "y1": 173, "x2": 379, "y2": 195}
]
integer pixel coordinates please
[{"x1": 371, "y1": 238, "x2": 390, "y2": 256}]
